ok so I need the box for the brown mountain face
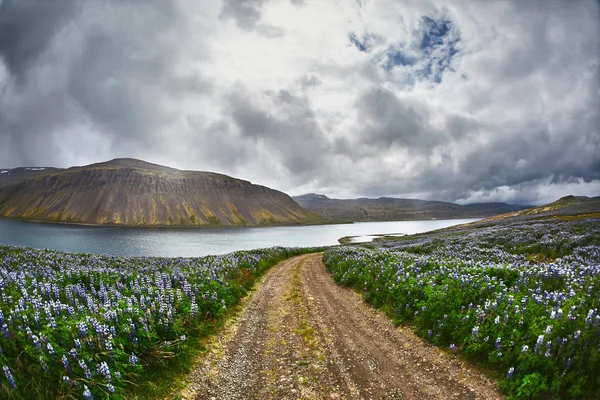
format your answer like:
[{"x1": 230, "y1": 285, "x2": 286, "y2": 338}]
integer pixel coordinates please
[
  {"x1": 293, "y1": 193, "x2": 531, "y2": 222},
  {"x1": 0, "y1": 158, "x2": 321, "y2": 226}
]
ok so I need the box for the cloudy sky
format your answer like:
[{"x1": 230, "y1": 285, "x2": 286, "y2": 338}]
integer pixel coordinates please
[{"x1": 0, "y1": 0, "x2": 598, "y2": 205}]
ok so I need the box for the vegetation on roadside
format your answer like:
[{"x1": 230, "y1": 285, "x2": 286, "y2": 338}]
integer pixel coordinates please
[
  {"x1": 323, "y1": 217, "x2": 600, "y2": 399},
  {"x1": 0, "y1": 245, "x2": 322, "y2": 399}
]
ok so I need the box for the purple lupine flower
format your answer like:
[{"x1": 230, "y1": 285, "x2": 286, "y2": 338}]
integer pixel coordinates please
[
  {"x1": 97, "y1": 361, "x2": 111, "y2": 383},
  {"x1": 68, "y1": 348, "x2": 78, "y2": 359},
  {"x1": 507, "y1": 367, "x2": 514, "y2": 379},
  {"x1": 129, "y1": 354, "x2": 139, "y2": 365},
  {"x1": 32, "y1": 335, "x2": 43, "y2": 352},
  {"x1": 83, "y1": 384, "x2": 93, "y2": 400},
  {"x1": 79, "y1": 359, "x2": 92, "y2": 379},
  {"x1": 573, "y1": 330, "x2": 581, "y2": 344},
  {"x1": 3, "y1": 366, "x2": 16, "y2": 390},
  {"x1": 534, "y1": 335, "x2": 544, "y2": 353},
  {"x1": 40, "y1": 356, "x2": 49, "y2": 372},
  {"x1": 61, "y1": 355, "x2": 71, "y2": 373},
  {"x1": 1, "y1": 323, "x2": 9, "y2": 338}
]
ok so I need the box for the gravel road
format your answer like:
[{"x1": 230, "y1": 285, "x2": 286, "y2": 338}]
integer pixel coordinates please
[{"x1": 180, "y1": 254, "x2": 503, "y2": 400}]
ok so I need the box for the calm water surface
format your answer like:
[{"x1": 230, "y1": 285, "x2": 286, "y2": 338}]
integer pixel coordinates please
[{"x1": 0, "y1": 218, "x2": 479, "y2": 257}]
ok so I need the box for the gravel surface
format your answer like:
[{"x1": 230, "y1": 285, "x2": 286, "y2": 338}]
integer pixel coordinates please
[{"x1": 178, "y1": 254, "x2": 503, "y2": 400}]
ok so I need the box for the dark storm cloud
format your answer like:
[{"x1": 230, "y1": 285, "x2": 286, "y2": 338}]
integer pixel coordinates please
[
  {"x1": 0, "y1": 0, "x2": 77, "y2": 82},
  {"x1": 355, "y1": 88, "x2": 440, "y2": 150},
  {"x1": 0, "y1": 0, "x2": 211, "y2": 167},
  {"x1": 228, "y1": 87, "x2": 330, "y2": 176}
]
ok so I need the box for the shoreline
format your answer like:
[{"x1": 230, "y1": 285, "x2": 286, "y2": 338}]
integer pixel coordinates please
[
  {"x1": 0, "y1": 216, "x2": 348, "y2": 230},
  {"x1": 0, "y1": 215, "x2": 484, "y2": 230}
]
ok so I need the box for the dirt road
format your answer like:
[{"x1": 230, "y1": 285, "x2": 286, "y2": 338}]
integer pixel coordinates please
[{"x1": 181, "y1": 254, "x2": 502, "y2": 400}]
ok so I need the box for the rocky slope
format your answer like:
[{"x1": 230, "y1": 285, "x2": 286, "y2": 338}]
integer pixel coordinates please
[
  {"x1": 0, "y1": 158, "x2": 321, "y2": 226},
  {"x1": 293, "y1": 193, "x2": 530, "y2": 222}
]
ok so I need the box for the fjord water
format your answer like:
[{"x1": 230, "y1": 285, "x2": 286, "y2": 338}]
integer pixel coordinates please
[{"x1": 0, "y1": 218, "x2": 479, "y2": 257}]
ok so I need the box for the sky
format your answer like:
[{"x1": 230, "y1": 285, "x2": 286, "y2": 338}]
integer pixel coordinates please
[{"x1": 0, "y1": 0, "x2": 599, "y2": 205}]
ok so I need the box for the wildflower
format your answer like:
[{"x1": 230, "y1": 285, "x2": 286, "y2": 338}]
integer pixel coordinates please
[
  {"x1": 573, "y1": 330, "x2": 581, "y2": 344},
  {"x1": 68, "y1": 348, "x2": 78, "y2": 359},
  {"x1": 3, "y1": 366, "x2": 16, "y2": 390},
  {"x1": 97, "y1": 361, "x2": 112, "y2": 383},
  {"x1": 472, "y1": 326, "x2": 479, "y2": 340},
  {"x1": 40, "y1": 356, "x2": 49, "y2": 372},
  {"x1": 79, "y1": 359, "x2": 92, "y2": 379},
  {"x1": 449, "y1": 343, "x2": 456, "y2": 351},
  {"x1": 521, "y1": 345, "x2": 529, "y2": 353},
  {"x1": 534, "y1": 335, "x2": 544, "y2": 353},
  {"x1": 507, "y1": 367, "x2": 514, "y2": 379},
  {"x1": 83, "y1": 384, "x2": 93, "y2": 400},
  {"x1": 61, "y1": 355, "x2": 71, "y2": 373},
  {"x1": 32, "y1": 335, "x2": 42, "y2": 352}
]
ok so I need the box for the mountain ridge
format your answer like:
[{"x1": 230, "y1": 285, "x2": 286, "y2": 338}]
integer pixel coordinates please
[
  {"x1": 479, "y1": 195, "x2": 600, "y2": 223},
  {"x1": 0, "y1": 159, "x2": 321, "y2": 227},
  {"x1": 293, "y1": 193, "x2": 531, "y2": 222}
]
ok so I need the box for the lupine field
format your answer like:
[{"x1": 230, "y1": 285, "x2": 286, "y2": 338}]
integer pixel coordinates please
[
  {"x1": 0, "y1": 245, "x2": 318, "y2": 399},
  {"x1": 324, "y1": 218, "x2": 600, "y2": 399}
]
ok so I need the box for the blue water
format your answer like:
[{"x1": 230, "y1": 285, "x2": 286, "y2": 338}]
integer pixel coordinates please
[{"x1": 0, "y1": 218, "x2": 479, "y2": 257}]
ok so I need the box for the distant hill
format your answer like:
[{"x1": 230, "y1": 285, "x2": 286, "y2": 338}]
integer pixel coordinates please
[
  {"x1": 480, "y1": 195, "x2": 600, "y2": 223},
  {"x1": 0, "y1": 158, "x2": 321, "y2": 226},
  {"x1": 293, "y1": 193, "x2": 530, "y2": 222},
  {"x1": 0, "y1": 167, "x2": 62, "y2": 186}
]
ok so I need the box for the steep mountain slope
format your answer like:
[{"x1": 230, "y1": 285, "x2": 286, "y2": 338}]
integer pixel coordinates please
[
  {"x1": 0, "y1": 159, "x2": 321, "y2": 226},
  {"x1": 293, "y1": 193, "x2": 530, "y2": 222}
]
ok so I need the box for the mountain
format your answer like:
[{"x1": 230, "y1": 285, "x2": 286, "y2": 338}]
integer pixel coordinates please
[
  {"x1": 292, "y1": 193, "x2": 530, "y2": 222},
  {"x1": 0, "y1": 167, "x2": 62, "y2": 186},
  {"x1": 480, "y1": 195, "x2": 600, "y2": 223},
  {"x1": 0, "y1": 158, "x2": 321, "y2": 226}
]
